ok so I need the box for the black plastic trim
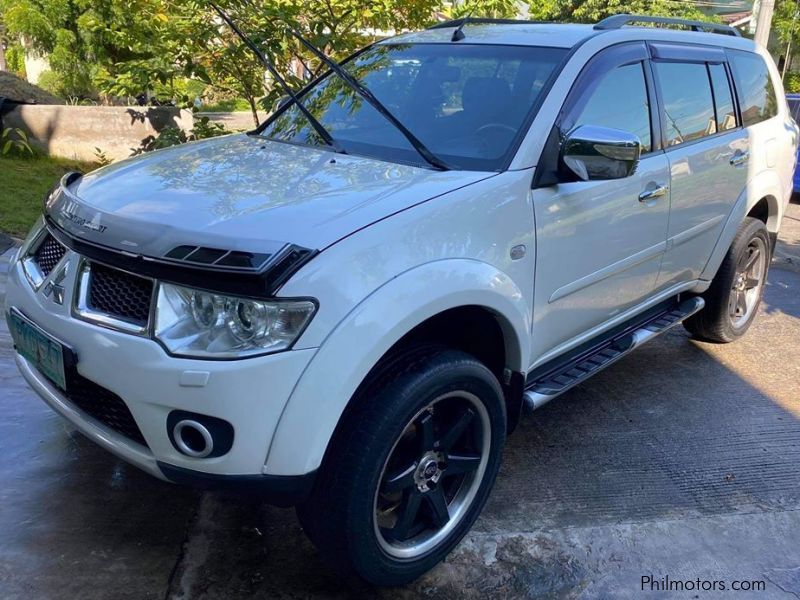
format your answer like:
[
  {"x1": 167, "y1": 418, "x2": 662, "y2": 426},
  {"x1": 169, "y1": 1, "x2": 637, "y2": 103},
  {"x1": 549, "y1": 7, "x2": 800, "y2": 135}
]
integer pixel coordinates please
[
  {"x1": 45, "y1": 216, "x2": 318, "y2": 298},
  {"x1": 525, "y1": 297, "x2": 677, "y2": 386},
  {"x1": 157, "y1": 462, "x2": 317, "y2": 506}
]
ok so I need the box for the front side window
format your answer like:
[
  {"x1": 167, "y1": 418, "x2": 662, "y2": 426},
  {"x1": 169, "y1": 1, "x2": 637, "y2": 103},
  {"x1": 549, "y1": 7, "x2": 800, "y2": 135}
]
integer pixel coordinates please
[
  {"x1": 259, "y1": 44, "x2": 567, "y2": 171},
  {"x1": 729, "y1": 50, "x2": 778, "y2": 126},
  {"x1": 654, "y1": 62, "x2": 716, "y2": 146},
  {"x1": 571, "y1": 62, "x2": 652, "y2": 152}
]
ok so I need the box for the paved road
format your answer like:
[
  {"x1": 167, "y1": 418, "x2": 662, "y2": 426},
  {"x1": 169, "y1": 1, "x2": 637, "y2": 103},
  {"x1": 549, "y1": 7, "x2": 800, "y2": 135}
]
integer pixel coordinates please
[{"x1": 1, "y1": 205, "x2": 799, "y2": 599}]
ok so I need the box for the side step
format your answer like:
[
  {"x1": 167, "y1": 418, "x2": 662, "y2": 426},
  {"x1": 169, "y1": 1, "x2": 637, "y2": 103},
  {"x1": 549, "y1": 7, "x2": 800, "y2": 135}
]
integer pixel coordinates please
[{"x1": 523, "y1": 296, "x2": 705, "y2": 411}]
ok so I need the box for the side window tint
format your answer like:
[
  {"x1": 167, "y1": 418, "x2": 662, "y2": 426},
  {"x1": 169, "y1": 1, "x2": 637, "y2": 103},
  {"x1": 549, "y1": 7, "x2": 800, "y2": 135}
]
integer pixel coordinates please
[
  {"x1": 709, "y1": 63, "x2": 737, "y2": 131},
  {"x1": 572, "y1": 62, "x2": 652, "y2": 152},
  {"x1": 730, "y1": 50, "x2": 778, "y2": 126},
  {"x1": 654, "y1": 62, "x2": 716, "y2": 146}
]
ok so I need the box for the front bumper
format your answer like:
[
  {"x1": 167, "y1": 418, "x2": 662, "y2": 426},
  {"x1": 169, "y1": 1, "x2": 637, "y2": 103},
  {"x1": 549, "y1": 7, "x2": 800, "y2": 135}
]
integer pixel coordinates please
[{"x1": 5, "y1": 246, "x2": 319, "y2": 502}]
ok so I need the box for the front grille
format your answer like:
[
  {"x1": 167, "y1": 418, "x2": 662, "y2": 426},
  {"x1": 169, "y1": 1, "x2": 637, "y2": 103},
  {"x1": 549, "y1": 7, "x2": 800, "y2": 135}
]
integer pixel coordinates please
[
  {"x1": 34, "y1": 235, "x2": 66, "y2": 276},
  {"x1": 88, "y1": 263, "x2": 154, "y2": 326},
  {"x1": 65, "y1": 373, "x2": 148, "y2": 447}
]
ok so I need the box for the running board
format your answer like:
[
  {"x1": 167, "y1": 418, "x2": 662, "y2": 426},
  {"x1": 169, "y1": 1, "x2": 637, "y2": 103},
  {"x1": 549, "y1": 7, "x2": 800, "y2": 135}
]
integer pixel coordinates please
[{"x1": 523, "y1": 296, "x2": 705, "y2": 411}]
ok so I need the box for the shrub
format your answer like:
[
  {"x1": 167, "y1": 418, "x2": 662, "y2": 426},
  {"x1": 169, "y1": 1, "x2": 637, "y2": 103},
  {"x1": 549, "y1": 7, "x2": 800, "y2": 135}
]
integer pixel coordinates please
[{"x1": 1, "y1": 128, "x2": 35, "y2": 157}]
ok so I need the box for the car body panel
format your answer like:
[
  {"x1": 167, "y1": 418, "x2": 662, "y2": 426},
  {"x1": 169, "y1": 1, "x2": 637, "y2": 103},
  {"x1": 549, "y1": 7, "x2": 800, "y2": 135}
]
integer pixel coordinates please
[{"x1": 53, "y1": 134, "x2": 492, "y2": 257}]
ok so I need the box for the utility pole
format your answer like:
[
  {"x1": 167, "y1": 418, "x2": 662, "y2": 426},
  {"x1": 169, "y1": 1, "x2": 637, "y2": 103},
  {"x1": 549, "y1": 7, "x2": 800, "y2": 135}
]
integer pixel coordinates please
[{"x1": 755, "y1": 0, "x2": 776, "y2": 48}]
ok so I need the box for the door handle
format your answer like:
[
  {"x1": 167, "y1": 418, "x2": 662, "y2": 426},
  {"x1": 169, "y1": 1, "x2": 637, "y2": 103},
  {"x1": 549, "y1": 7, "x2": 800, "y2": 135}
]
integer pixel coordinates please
[
  {"x1": 638, "y1": 185, "x2": 669, "y2": 203},
  {"x1": 730, "y1": 151, "x2": 749, "y2": 166}
]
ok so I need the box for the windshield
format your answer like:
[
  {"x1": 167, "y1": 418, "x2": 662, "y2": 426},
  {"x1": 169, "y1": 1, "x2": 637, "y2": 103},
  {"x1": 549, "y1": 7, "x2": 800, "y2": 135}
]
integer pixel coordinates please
[{"x1": 257, "y1": 43, "x2": 567, "y2": 171}]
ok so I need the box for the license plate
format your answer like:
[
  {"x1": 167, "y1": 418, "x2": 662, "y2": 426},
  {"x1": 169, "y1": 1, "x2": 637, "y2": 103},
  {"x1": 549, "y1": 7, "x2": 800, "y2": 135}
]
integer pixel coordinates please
[{"x1": 8, "y1": 309, "x2": 68, "y2": 391}]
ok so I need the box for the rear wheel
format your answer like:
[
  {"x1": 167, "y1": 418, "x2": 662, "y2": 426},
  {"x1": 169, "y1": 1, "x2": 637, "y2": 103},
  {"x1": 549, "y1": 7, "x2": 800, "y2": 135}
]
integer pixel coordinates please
[
  {"x1": 684, "y1": 217, "x2": 770, "y2": 343},
  {"x1": 296, "y1": 348, "x2": 506, "y2": 586}
]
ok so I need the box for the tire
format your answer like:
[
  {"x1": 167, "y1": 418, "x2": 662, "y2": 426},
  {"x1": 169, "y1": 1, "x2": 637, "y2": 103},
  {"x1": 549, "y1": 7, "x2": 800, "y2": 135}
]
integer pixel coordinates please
[
  {"x1": 296, "y1": 347, "x2": 506, "y2": 586},
  {"x1": 683, "y1": 217, "x2": 770, "y2": 343}
]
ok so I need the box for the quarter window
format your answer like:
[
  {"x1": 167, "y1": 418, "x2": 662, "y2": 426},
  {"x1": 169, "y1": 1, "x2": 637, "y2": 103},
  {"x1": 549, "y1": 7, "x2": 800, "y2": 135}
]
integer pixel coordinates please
[
  {"x1": 708, "y1": 63, "x2": 737, "y2": 131},
  {"x1": 571, "y1": 62, "x2": 652, "y2": 152},
  {"x1": 654, "y1": 62, "x2": 716, "y2": 146},
  {"x1": 729, "y1": 50, "x2": 778, "y2": 126}
]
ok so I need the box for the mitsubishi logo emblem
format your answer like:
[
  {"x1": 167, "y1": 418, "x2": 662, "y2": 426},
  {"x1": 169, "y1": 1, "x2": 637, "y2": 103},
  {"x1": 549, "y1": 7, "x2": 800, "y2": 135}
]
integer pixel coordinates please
[{"x1": 43, "y1": 261, "x2": 68, "y2": 305}]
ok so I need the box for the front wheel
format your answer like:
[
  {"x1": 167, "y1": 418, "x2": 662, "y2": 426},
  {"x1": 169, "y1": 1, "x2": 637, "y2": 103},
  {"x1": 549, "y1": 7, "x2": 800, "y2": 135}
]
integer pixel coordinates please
[
  {"x1": 296, "y1": 348, "x2": 506, "y2": 586},
  {"x1": 684, "y1": 217, "x2": 770, "y2": 343}
]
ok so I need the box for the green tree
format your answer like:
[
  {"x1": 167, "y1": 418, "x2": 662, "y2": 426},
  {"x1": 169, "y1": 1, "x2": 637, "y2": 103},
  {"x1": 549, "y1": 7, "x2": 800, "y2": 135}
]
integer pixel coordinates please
[
  {"x1": 527, "y1": 0, "x2": 708, "y2": 23},
  {"x1": 774, "y1": 0, "x2": 800, "y2": 82}
]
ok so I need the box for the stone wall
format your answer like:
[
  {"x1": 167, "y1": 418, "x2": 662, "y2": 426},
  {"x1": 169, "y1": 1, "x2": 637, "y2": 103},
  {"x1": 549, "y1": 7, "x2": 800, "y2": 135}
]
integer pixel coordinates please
[{"x1": 4, "y1": 105, "x2": 194, "y2": 162}]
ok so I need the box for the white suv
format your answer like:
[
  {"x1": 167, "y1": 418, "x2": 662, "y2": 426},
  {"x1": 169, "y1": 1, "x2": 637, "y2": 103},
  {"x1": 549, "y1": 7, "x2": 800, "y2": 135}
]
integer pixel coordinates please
[{"x1": 5, "y1": 15, "x2": 797, "y2": 585}]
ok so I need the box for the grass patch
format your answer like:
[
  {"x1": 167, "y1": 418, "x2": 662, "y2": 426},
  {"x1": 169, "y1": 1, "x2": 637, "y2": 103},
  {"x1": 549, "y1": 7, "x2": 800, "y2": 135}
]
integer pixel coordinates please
[{"x1": 0, "y1": 155, "x2": 96, "y2": 238}]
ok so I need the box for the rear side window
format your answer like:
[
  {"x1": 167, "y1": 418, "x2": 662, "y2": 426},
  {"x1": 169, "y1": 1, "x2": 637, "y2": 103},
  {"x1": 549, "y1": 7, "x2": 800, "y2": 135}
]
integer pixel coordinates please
[
  {"x1": 708, "y1": 63, "x2": 737, "y2": 131},
  {"x1": 571, "y1": 62, "x2": 652, "y2": 152},
  {"x1": 729, "y1": 50, "x2": 778, "y2": 126},
  {"x1": 654, "y1": 62, "x2": 716, "y2": 146}
]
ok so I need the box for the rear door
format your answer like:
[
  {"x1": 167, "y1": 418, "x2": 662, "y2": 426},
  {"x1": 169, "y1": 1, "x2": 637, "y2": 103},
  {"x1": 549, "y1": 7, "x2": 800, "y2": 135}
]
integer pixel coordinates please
[{"x1": 651, "y1": 43, "x2": 749, "y2": 288}]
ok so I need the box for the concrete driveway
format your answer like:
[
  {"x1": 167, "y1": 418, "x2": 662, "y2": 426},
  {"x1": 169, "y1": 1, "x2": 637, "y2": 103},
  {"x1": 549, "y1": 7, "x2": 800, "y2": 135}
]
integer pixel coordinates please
[{"x1": 1, "y1": 204, "x2": 799, "y2": 599}]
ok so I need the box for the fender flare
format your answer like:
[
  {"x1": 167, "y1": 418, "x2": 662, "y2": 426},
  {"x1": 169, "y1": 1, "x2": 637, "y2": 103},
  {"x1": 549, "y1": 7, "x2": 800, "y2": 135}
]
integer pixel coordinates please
[
  {"x1": 264, "y1": 259, "x2": 531, "y2": 476},
  {"x1": 700, "y1": 169, "x2": 783, "y2": 281}
]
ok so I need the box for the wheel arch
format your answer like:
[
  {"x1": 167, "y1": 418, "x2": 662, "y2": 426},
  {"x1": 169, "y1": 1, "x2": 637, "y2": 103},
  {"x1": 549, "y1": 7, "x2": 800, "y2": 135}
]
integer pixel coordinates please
[{"x1": 264, "y1": 259, "x2": 530, "y2": 476}]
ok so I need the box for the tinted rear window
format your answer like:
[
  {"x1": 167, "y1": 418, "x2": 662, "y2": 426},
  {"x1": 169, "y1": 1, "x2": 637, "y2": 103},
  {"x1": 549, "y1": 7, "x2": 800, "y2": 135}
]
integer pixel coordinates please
[
  {"x1": 654, "y1": 62, "x2": 716, "y2": 146},
  {"x1": 708, "y1": 63, "x2": 737, "y2": 131},
  {"x1": 729, "y1": 50, "x2": 778, "y2": 126}
]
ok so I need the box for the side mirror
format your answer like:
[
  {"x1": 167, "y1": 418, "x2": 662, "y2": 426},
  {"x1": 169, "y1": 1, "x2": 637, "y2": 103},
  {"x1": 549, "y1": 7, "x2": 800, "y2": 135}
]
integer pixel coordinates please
[{"x1": 561, "y1": 125, "x2": 641, "y2": 181}]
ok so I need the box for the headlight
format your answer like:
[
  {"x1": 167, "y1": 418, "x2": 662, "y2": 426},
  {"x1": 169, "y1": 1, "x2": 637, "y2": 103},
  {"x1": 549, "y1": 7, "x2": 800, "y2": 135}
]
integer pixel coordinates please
[{"x1": 154, "y1": 282, "x2": 316, "y2": 358}]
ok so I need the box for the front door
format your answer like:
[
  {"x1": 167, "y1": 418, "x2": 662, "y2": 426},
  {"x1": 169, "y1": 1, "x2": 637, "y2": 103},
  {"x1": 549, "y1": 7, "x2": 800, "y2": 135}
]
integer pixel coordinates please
[{"x1": 530, "y1": 43, "x2": 670, "y2": 366}]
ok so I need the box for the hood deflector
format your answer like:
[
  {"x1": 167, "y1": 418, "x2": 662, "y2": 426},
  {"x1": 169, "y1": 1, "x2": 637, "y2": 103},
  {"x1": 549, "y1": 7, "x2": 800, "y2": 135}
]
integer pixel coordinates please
[{"x1": 45, "y1": 172, "x2": 318, "y2": 298}]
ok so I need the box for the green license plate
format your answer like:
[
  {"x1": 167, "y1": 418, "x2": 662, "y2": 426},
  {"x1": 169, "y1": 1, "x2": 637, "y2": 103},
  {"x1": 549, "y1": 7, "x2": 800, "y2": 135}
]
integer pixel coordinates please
[{"x1": 8, "y1": 309, "x2": 68, "y2": 391}]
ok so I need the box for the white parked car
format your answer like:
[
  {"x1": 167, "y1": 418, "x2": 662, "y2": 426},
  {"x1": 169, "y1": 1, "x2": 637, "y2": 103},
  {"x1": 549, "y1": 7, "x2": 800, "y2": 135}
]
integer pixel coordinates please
[{"x1": 5, "y1": 15, "x2": 797, "y2": 585}]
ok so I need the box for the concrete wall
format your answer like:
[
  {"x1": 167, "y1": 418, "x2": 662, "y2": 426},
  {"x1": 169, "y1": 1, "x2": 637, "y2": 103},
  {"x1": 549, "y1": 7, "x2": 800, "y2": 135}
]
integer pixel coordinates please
[
  {"x1": 4, "y1": 105, "x2": 194, "y2": 162},
  {"x1": 197, "y1": 111, "x2": 260, "y2": 132}
]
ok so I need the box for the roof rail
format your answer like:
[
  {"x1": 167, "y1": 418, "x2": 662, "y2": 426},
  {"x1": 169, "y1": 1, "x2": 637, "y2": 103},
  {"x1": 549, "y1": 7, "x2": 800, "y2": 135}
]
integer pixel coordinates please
[
  {"x1": 429, "y1": 18, "x2": 541, "y2": 30},
  {"x1": 594, "y1": 14, "x2": 741, "y2": 37}
]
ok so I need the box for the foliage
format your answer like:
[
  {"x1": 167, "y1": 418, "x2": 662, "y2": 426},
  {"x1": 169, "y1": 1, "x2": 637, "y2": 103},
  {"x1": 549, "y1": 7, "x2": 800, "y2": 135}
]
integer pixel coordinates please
[
  {"x1": 132, "y1": 116, "x2": 229, "y2": 154},
  {"x1": 0, "y1": 154, "x2": 94, "y2": 236},
  {"x1": 1, "y1": 127, "x2": 34, "y2": 157},
  {"x1": 93, "y1": 147, "x2": 112, "y2": 166},
  {"x1": 785, "y1": 71, "x2": 800, "y2": 93},
  {"x1": 1, "y1": 0, "x2": 719, "y2": 127},
  {"x1": 527, "y1": 0, "x2": 710, "y2": 23},
  {"x1": 4, "y1": 41, "x2": 26, "y2": 75}
]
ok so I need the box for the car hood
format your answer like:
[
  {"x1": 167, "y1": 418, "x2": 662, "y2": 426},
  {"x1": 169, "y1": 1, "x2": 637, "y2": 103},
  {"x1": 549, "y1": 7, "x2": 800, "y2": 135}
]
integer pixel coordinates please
[{"x1": 47, "y1": 134, "x2": 493, "y2": 259}]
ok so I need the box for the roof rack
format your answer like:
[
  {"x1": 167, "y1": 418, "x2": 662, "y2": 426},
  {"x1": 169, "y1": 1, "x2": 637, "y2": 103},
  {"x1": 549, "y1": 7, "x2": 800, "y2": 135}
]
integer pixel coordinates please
[
  {"x1": 594, "y1": 14, "x2": 741, "y2": 37},
  {"x1": 429, "y1": 18, "x2": 541, "y2": 30}
]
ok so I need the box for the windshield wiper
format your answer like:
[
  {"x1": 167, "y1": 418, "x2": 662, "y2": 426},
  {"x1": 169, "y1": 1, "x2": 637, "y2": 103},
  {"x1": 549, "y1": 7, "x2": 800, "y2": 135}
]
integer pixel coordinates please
[
  {"x1": 286, "y1": 28, "x2": 452, "y2": 171},
  {"x1": 210, "y1": 3, "x2": 345, "y2": 154}
]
